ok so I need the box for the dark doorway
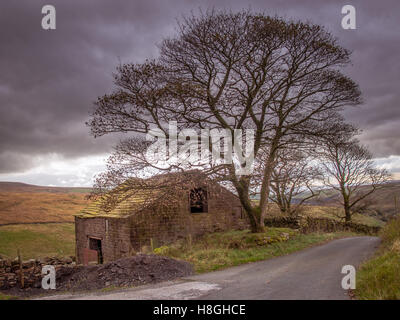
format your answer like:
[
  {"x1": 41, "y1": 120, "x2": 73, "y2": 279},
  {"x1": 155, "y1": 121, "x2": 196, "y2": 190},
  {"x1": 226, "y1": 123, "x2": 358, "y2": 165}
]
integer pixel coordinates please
[
  {"x1": 190, "y1": 188, "x2": 208, "y2": 213},
  {"x1": 89, "y1": 237, "x2": 103, "y2": 264}
]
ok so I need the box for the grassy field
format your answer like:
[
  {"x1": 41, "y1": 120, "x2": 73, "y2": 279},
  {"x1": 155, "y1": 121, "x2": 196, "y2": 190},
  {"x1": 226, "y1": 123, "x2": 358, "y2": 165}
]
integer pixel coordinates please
[
  {"x1": 0, "y1": 223, "x2": 75, "y2": 259},
  {"x1": 153, "y1": 228, "x2": 358, "y2": 273},
  {"x1": 355, "y1": 216, "x2": 400, "y2": 300}
]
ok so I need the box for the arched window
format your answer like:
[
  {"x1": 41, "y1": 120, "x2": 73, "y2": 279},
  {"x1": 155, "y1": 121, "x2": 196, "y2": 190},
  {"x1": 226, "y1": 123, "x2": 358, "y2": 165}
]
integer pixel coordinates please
[{"x1": 189, "y1": 188, "x2": 208, "y2": 213}]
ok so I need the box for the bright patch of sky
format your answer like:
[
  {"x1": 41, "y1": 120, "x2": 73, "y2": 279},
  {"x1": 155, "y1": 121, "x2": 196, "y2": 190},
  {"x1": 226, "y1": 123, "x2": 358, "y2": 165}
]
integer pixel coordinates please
[
  {"x1": 374, "y1": 155, "x2": 400, "y2": 179},
  {"x1": 0, "y1": 154, "x2": 399, "y2": 187},
  {"x1": 0, "y1": 154, "x2": 107, "y2": 187}
]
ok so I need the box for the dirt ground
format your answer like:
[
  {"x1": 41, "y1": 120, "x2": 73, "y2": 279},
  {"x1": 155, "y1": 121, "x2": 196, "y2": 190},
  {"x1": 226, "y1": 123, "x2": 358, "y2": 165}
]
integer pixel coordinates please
[{"x1": 2, "y1": 254, "x2": 193, "y2": 298}]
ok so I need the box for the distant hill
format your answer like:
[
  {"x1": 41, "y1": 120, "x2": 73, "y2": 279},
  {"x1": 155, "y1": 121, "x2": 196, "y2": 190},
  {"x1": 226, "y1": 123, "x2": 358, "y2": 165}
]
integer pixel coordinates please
[
  {"x1": 303, "y1": 180, "x2": 400, "y2": 221},
  {"x1": 0, "y1": 182, "x2": 92, "y2": 225},
  {"x1": 0, "y1": 182, "x2": 92, "y2": 194}
]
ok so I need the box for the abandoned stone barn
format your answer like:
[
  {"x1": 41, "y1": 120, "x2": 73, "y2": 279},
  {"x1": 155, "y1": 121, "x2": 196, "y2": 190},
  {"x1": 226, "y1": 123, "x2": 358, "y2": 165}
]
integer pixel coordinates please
[{"x1": 75, "y1": 172, "x2": 247, "y2": 264}]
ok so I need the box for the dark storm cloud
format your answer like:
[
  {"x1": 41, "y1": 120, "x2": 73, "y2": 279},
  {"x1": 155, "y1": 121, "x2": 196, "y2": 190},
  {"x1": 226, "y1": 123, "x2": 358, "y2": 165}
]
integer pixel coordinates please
[
  {"x1": 0, "y1": 0, "x2": 399, "y2": 174},
  {"x1": 0, "y1": 0, "x2": 179, "y2": 173}
]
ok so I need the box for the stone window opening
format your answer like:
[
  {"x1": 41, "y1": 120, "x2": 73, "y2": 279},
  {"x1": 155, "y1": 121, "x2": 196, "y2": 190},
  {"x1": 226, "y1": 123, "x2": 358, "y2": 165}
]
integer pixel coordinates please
[{"x1": 189, "y1": 187, "x2": 208, "y2": 213}]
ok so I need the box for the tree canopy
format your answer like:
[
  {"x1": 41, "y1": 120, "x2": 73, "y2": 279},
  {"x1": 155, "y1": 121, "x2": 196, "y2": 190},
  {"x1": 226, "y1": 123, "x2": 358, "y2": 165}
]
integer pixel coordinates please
[{"x1": 88, "y1": 9, "x2": 362, "y2": 232}]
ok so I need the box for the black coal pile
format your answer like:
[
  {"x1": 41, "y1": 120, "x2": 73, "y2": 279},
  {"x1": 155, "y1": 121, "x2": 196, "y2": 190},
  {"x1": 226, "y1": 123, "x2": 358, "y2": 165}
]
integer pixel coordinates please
[{"x1": 55, "y1": 254, "x2": 193, "y2": 291}]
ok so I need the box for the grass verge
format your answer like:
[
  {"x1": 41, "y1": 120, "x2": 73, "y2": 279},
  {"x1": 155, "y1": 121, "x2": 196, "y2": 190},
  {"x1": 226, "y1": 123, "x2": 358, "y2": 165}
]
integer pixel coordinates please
[
  {"x1": 0, "y1": 223, "x2": 75, "y2": 259},
  {"x1": 154, "y1": 228, "x2": 358, "y2": 273},
  {"x1": 0, "y1": 293, "x2": 18, "y2": 300},
  {"x1": 355, "y1": 216, "x2": 400, "y2": 300}
]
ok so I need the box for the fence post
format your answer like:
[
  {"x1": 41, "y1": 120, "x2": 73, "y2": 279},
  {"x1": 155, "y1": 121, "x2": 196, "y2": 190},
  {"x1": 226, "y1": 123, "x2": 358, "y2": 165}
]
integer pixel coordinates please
[
  {"x1": 17, "y1": 249, "x2": 24, "y2": 288},
  {"x1": 150, "y1": 238, "x2": 154, "y2": 252}
]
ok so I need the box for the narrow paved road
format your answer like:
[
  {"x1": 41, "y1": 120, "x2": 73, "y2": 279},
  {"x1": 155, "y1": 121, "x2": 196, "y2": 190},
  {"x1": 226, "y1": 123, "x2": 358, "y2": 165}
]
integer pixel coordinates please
[{"x1": 39, "y1": 236, "x2": 379, "y2": 300}]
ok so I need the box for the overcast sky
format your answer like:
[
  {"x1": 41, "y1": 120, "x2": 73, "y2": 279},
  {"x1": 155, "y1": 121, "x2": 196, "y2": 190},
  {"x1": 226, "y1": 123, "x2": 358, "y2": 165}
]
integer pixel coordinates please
[{"x1": 0, "y1": 0, "x2": 399, "y2": 186}]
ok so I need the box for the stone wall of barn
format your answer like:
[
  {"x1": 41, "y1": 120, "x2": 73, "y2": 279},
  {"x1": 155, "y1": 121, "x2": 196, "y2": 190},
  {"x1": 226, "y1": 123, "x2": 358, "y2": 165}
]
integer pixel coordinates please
[
  {"x1": 75, "y1": 217, "x2": 134, "y2": 264},
  {"x1": 127, "y1": 184, "x2": 248, "y2": 250}
]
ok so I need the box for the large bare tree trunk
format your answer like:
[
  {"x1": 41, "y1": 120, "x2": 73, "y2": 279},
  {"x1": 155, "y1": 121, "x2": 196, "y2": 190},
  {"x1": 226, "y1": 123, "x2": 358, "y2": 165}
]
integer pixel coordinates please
[
  {"x1": 340, "y1": 185, "x2": 352, "y2": 222},
  {"x1": 258, "y1": 141, "x2": 279, "y2": 230},
  {"x1": 344, "y1": 200, "x2": 352, "y2": 222},
  {"x1": 235, "y1": 177, "x2": 264, "y2": 233},
  {"x1": 259, "y1": 166, "x2": 272, "y2": 229}
]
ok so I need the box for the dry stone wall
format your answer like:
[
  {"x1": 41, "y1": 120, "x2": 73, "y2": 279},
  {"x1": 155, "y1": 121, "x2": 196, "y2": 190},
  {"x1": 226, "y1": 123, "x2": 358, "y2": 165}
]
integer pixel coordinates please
[
  {"x1": 264, "y1": 216, "x2": 381, "y2": 235},
  {"x1": 0, "y1": 256, "x2": 76, "y2": 290}
]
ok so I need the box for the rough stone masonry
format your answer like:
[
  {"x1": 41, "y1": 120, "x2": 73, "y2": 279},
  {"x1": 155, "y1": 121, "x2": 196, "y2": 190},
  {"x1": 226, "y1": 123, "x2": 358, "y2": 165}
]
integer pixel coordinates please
[{"x1": 0, "y1": 256, "x2": 75, "y2": 290}]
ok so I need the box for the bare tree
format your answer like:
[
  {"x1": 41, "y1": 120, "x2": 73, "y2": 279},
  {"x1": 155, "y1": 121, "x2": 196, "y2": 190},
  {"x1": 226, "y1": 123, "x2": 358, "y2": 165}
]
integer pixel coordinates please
[
  {"x1": 88, "y1": 9, "x2": 361, "y2": 232},
  {"x1": 268, "y1": 150, "x2": 322, "y2": 217},
  {"x1": 318, "y1": 137, "x2": 391, "y2": 222}
]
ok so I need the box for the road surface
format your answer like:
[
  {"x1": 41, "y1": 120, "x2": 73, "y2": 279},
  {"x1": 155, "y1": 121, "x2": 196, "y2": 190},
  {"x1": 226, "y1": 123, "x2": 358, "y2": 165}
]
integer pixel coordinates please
[{"x1": 39, "y1": 236, "x2": 379, "y2": 300}]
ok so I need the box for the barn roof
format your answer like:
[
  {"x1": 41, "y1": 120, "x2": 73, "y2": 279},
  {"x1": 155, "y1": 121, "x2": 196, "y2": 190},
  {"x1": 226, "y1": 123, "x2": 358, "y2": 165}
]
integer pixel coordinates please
[
  {"x1": 75, "y1": 188, "x2": 159, "y2": 219},
  {"x1": 75, "y1": 171, "x2": 208, "y2": 219}
]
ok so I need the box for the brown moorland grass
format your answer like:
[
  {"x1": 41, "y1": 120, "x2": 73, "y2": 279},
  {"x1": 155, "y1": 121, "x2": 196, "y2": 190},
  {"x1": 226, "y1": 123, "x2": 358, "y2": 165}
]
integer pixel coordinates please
[{"x1": 0, "y1": 192, "x2": 90, "y2": 225}]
